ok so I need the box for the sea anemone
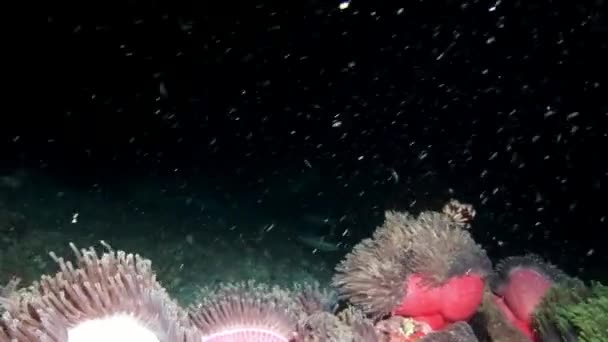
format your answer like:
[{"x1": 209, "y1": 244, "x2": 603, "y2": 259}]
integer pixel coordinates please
[
  {"x1": 332, "y1": 199, "x2": 491, "y2": 328},
  {"x1": 293, "y1": 285, "x2": 378, "y2": 342},
  {"x1": 489, "y1": 254, "x2": 608, "y2": 342},
  {"x1": 491, "y1": 254, "x2": 584, "y2": 341},
  {"x1": 490, "y1": 254, "x2": 575, "y2": 341},
  {"x1": 492, "y1": 254, "x2": 569, "y2": 298},
  {"x1": 296, "y1": 306, "x2": 378, "y2": 342},
  {"x1": 469, "y1": 290, "x2": 530, "y2": 342},
  {"x1": 0, "y1": 277, "x2": 20, "y2": 313},
  {"x1": 534, "y1": 281, "x2": 608, "y2": 342},
  {"x1": 189, "y1": 281, "x2": 302, "y2": 342},
  {"x1": 0, "y1": 241, "x2": 199, "y2": 342},
  {"x1": 291, "y1": 283, "x2": 339, "y2": 316}
]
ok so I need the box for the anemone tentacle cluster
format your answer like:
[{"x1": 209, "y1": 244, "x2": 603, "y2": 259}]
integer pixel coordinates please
[
  {"x1": 0, "y1": 244, "x2": 377, "y2": 342},
  {"x1": 2, "y1": 199, "x2": 600, "y2": 342},
  {"x1": 332, "y1": 199, "x2": 492, "y2": 326},
  {"x1": 0, "y1": 241, "x2": 199, "y2": 342}
]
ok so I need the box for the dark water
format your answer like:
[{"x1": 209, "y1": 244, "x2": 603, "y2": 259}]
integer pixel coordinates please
[{"x1": 1, "y1": 1, "x2": 607, "y2": 305}]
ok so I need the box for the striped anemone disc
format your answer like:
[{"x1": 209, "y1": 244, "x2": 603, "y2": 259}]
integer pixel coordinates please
[{"x1": 190, "y1": 282, "x2": 299, "y2": 342}]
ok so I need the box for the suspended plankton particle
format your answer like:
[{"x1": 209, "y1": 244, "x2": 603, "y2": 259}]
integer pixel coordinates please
[{"x1": 338, "y1": 1, "x2": 350, "y2": 10}]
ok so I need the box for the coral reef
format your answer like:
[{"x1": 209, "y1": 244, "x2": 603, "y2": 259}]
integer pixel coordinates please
[{"x1": 1, "y1": 198, "x2": 605, "y2": 342}]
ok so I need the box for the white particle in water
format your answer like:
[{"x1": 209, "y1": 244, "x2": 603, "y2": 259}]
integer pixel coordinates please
[
  {"x1": 566, "y1": 112, "x2": 580, "y2": 120},
  {"x1": 339, "y1": 1, "x2": 350, "y2": 10},
  {"x1": 488, "y1": 0, "x2": 502, "y2": 12}
]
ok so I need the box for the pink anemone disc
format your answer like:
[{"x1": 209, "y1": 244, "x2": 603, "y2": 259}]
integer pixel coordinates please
[
  {"x1": 391, "y1": 273, "x2": 485, "y2": 330},
  {"x1": 492, "y1": 255, "x2": 562, "y2": 342},
  {"x1": 501, "y1": 267, "x2": 552, "y2": 324}
]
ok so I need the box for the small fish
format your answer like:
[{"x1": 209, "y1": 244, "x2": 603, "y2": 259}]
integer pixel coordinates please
[{"x1": 296, "y1": 234, "x2": 345, "y2": 252}]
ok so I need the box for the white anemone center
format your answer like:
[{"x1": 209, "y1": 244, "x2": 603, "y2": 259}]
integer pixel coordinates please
[{"x1": 68, "y1": 314, "x2": 160, "y2": 342}]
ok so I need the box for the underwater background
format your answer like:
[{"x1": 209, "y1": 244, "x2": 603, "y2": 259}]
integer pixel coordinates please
[{"x1": 2, "y1": 0, "x2": 607, "y2": 307}]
